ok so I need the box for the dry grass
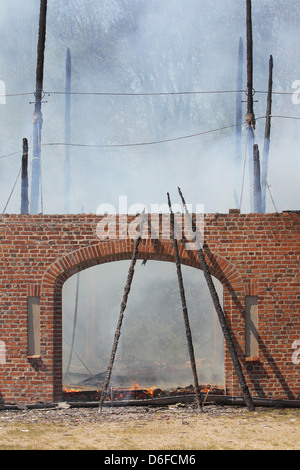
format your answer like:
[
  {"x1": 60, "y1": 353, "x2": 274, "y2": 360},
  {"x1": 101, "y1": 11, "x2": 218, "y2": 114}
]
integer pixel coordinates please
[{"x1": 0, "y1": 405, "x2": 299, "y2": 450}]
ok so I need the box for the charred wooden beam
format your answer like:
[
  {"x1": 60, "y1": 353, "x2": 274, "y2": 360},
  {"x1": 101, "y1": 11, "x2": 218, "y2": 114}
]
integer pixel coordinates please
[
  {"x1": 246, "y1": 0, "x2": 255, "y2": 130},
  {"x1": 261, "y1": 55, "x2": 273, "y2": 213},
  {"x1": 178, "y1": 187, "x2": 255, "y2": 412},
  {"x1": 98, "y1": 211, "x2": 146, "y2": 413},
  {"x1": 30, "y1": 0, "x2": 48, "y2": 214},
  {"x1": 21, "y1": 138, "x2": 29, "y2": 214},
  {"x1": 167, "y1": 193, "x2": 203, "y2": 410},
  {"x1": 246, "y1": 0, "x2": 256, "y2": 212},
  {"x1": 253, "y1": 144, "x2": 262, "y2": 213}
]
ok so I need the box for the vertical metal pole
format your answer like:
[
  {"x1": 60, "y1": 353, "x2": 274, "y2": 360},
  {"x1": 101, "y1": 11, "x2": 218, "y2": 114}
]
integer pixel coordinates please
[
  {"x1": 21, "y1": 138, "x2": 29, "y2": 214},
  {"x1": 64, "y1": 48, "x2": 71, "y2": 213},
  {"x1": 261, "y1": 55, "x2": 273, "y2": 213},
  {"x1": 30, "y1": 0, "x2": 47, "y2": 214}
]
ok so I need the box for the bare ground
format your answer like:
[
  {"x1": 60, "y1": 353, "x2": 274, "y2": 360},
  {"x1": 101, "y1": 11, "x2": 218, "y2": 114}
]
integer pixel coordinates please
[{"x1": 0, "y1": 404, "x2": 299, "y2": 450}]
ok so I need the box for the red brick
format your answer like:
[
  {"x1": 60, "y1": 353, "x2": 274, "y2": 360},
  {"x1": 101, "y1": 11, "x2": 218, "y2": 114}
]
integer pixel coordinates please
[{"x1": 0, "y1": 212, "x2": 299, "y2": 404}]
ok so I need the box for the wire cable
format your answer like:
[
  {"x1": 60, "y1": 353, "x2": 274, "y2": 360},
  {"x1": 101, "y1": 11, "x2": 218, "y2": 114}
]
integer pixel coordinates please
[
  {"x1": 0, "y1": 117, "x2": 268, "y2": 160},
  {"x1": 0, "y1": 150, "x2": 22, "y2": 159},
  {"x1": 1, "y1": 114, "x2": 298, "y2": 162},
  {"x1": 41, "y1": 122, "x2": 245, "y2": 150},
  {"x1": 271, "y1": 115, "x2": 300, "y2": 121},
  {"x1": 266, "y1": 183, "x2": 279, "y2": 213},
  {"x1": 0, "y1": 88, "x2": 297, "y2": 98},
  {"x1": 46, "y1": 89, "x2": 246, "y2": 97},
  {"x1": 2, "y1": 164, "x2": 22, "y2": 214},
  {"x1": 0, "y1": 92, "x2": 34, "y2": 98}
]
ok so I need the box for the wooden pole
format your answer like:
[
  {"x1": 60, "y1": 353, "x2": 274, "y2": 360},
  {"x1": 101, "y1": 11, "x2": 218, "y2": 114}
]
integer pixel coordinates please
[
  {"x1": 64, "y1": 48, "x2": 71, "y2": 213},
  {"x1": 261, "y1": 55, "x2": 273, "y2": 213},
  {"x1": 246, "y1": 0, "x2": 256, "y2": 211},
  {"x1": 234, "y1": 37, "x2": 244, "y2": 208},
  {"x1": 246, "y1": 0, "x2": 255, "y2": 128},
  {"x1": 21, "y1": 138, "x2": 29, "y2": 214},
  {"x1": 178, "y1": 187, "x2": 255, "y2": 412},
  {"x1": 30, "y1": 0, "x2": 48, "y2": 214},
  {"x1": 98, "y1": 212, "x2": 146, "y2": 413},
  {"x1": 253, "y1": 144, "x2": 262, "y2": 213},
  {"x1": 167, "y1": 193, "x2": 203, "y2": 410}
]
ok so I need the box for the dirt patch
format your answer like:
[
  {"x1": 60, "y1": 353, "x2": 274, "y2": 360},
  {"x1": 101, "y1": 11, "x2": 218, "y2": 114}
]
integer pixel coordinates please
[{"x1": 0, "y1": 404, "x2": 299, "y2": 450}]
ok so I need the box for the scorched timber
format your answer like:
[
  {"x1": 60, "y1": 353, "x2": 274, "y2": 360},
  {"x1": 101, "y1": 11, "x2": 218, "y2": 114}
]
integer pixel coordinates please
[
  {"x1": 98, "y1": 211, "x2": 146, "y2": 412},
  {"x1": 178, "y1": 187, "x2": 255, "y2": 412},
  {"x1": 65, "y1": 395, "x2": 300, "y2": 409},
  {"x1": 167, "y1": 192, "x2": 203, "y2": 410},
  {"x1": 3, "y1": 396, "x2": 300, "y2": 410}
]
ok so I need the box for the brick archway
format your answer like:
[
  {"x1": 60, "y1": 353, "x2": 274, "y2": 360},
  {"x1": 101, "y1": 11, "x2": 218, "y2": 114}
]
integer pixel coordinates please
[
  {"x1": 41, "y1": 239, "x2": 245, "y2": 401},
  {"x1": 41, "y1": 238, "x2": 245, "y2": 292},
  {"x1": 0, "y1": 212, "x2": 299, "y2": 404}
]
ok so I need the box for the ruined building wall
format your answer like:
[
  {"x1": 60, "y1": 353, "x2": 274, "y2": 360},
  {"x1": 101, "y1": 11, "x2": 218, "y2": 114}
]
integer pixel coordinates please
[{"x1": 0, "y1": 212, "x2": 299, "y2": 404}]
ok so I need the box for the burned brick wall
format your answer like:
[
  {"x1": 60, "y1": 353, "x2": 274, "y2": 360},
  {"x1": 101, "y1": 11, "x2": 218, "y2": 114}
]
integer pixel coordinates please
[{"x1": 0, "y1": 211, "x2": 299, "y2": 404}]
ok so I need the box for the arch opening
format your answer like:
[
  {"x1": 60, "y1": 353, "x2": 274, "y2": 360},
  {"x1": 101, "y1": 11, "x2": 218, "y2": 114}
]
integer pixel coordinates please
[{"x1": 62, "y1": 259, "x2": 225, "y2": 398}]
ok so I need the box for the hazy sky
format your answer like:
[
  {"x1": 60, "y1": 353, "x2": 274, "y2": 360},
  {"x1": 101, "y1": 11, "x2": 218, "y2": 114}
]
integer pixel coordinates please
[
  {"x1": 0, "y1": 0, "x2": 299, "y2": 215},
  {"x1": 1, "y1": 0, "x2": 299, "y2": 389}
]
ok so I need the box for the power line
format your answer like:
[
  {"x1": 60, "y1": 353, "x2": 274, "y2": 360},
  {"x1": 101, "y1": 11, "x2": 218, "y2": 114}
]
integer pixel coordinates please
[
  {"x1": 0, "y1": 150, "x2": 22, "y2": 159},
  {"x1": 0, "y1": 92, "x2": 34, "y2": 98},
  {"x1": 42, "y1": 117, "x2": 270, "y2": 149},
  {"x1": 46, "y1": 89, "x2": 246, "y2": 96},
  {"x1": 256, "y1": 90, "x2": 294, "y2": 96},
  {"x1": 0, "y1": 114, "x2": 299, "y2": 161},
  {"x1": 2, "y1": 164, "x2": 22, "y2": 214},
  {"x1": 41, "y1": 122, "x2": 244, "y2": 149},
  {"x1": 0, "y1": 89, "x2": 245, "y2": 98},
  {"x1": 0, "y1": 123, "x2": 245, "y2": 159},
  {"x1": 266, "y1": 183, "x2": 279, "y2": 213},
  {"x1": 271, "y1": 115, "x2": 300, "y2": 121},
  {"x1": 0, "y1": 88, "x2": 297, "y2": 98}
]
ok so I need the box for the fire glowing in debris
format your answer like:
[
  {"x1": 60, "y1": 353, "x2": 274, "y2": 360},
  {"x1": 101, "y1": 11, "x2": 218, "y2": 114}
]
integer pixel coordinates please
[{"x1": 62, "y1": 382, "x2": 225, "y2": 402}]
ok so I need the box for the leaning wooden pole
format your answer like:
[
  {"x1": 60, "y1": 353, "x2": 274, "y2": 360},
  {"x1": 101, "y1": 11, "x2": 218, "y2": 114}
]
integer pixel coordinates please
[
  {"x1": 167, "y1": 193, "x2": 203, "y2": 410},
  {"x1": 30, "y1": 0, "x2": 48, "y2": 214},
  {"x1": 178, "y1": 187, "x2": 255, "y2": 412},
  {"x1": 21, "y1": 138, "x2": 29, "y2": 215},
  {"x1": 98, "y1": 212, "x2": 146, "y2": 413},
  {"x1": 261, "y1": 55, "x2": 273, "y2": 213}
]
